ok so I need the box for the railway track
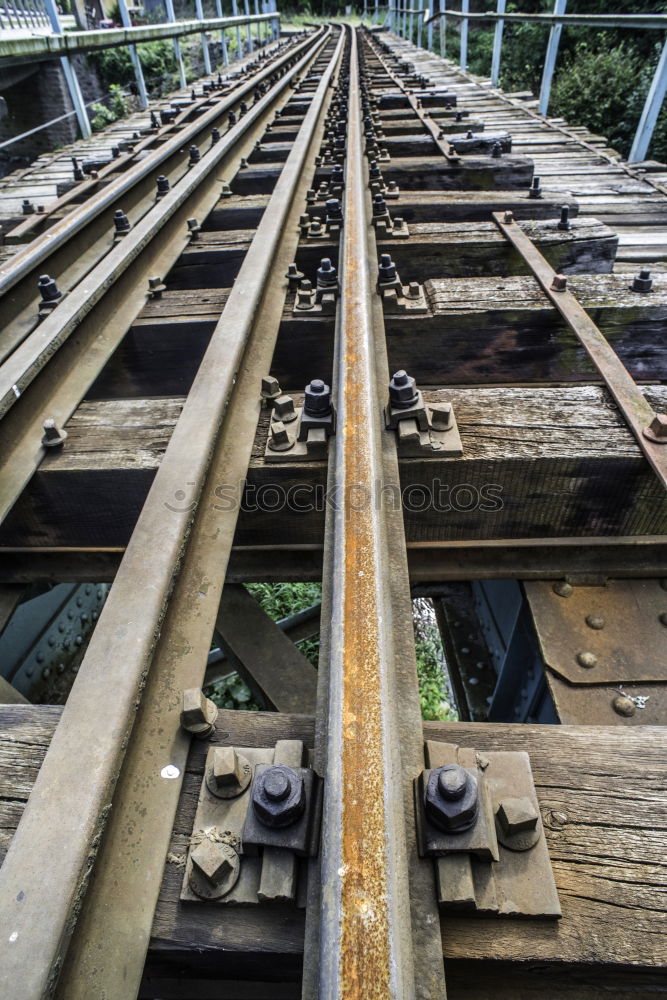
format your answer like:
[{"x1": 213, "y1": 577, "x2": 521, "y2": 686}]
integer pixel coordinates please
[{"x1": 0, "y1": 19, "x2": 666, "y2": 1000}]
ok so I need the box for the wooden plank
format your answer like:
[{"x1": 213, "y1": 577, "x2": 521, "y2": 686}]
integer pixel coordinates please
[
  {"x1": 2, "y1": 707, "x2": 664, "y2": 989},
  {"x1": 3, "y1": 386, "x2": 666, "y2": 548}
]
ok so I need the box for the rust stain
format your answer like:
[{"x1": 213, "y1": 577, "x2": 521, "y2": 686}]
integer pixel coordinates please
[{"x1": 336, "y1": 101, "x2": 394, "y2": 995}]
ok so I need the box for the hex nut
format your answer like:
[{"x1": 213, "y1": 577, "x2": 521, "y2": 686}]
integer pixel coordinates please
[
  {"x1": 252, "y1": 764, "x2": 306, "y2": 829},
  {"x1": 181, "y1": 688, "x2": 218, "y2": 738},
  {"x1": 389, "y1": 370, "x2": 419, "y2": 409},
  {"x1": 424, "y1": 764, "x2": 478, "y2": 834},
  {"x1": 206, "y1": 746, "x2": 252, "y2": 799}
]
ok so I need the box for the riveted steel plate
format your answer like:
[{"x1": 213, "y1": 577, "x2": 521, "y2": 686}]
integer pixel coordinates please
[
  {"x1": 525, "y1": 579, "x2": 667, "y2": 685},
  {"x1": 545, "y1": 672, "x2": 666, "y2": 725}
]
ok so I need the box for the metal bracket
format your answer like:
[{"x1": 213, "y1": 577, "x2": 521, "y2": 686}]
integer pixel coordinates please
[
  {"x1": 264, "y1": 404, "x2": 335, "y2": 461},
  {"x1": 415, "y1": 741, "x2": 561, "y2": 918},
  {"x1": 181, "y1": 739, "x2": 322, "y2": 905},
  {"x1": 385, "y1": 391, "x2": 463, "y2": 458}
]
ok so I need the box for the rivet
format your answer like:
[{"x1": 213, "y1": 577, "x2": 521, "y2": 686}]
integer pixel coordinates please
[
  {"x1": 553, "y1": 581, "x2": 572, "y2": 598},
  {"x1": 576, "y1": 651, "x2": 598, "y2": 669},
  {"x1": 612, "y1": 695, "x2": 636, "y2": 718},
  {"x1": 585, "y1": 615, "x2": 605, "y2": 630}
]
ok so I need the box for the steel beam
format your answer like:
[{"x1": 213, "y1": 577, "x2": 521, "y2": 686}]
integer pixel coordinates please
[
  {"x1": 629, "y1": 35, "x2": 667, "y2": 163},
  {"x1": 459, "y1": 0, "x2": 468, "y2": 70},
  {"x1": 490, "y1": 0, "x2": 506, "y2": 86},
  {"x1": 538, "y1": 0, "x2": 567, "y2": 116},
  {"x1": 164, "y1": 0, "x2": 187, "y2": 88},
  {"x1": 117, "y1": 0, "x2": 149, "y2": 109},
  {"x1": 43, "y1": 0, "x2": 91, "y2": 137}
]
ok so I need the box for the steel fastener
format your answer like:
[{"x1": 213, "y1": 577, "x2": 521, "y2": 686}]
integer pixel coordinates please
[
  {"x1": 180, "y1": 688, "x2": 218, "y2": 738},
  {"x1": 251, "y1": 764, "x2": 306, "y2": 829},
  {"x1": 585, "y1": 614, "x2": 605, "y2": 629},
  {"x1": 632, "y1": 269, "x2": 653, "y2": 293},
  {"x1": 643, "y1": 413, "x2": 667, "y2": 443},
  {"x1": 272, "y1": 394, "x2": 298, "y2": 423},
  {"x1": 188, "y1": 839, "x2": 240, "y2": 900},
  {"x1": 389, "y1": 370, "x2": 419, "y2": 409},
  {"x1": 205, "y1": 747, "x2": 252, "y2": 799},
  {"x1": 424, "y1": 764, "x2": 478, "y2": 833},
  {"x1": 558, "y1": 205, "x2": 571, "y2": 231},
  {"x1": 553, "y1": 580, "x2": 573, "y2": 598},
  {"x1": 41, "y1": 419, "x2": 67, "y2": 449},
  {"x1": 378, "y1": 253, "x2": 397, "y2": 283},
  {"x1": 268, "y1": 421, "x2": 294, "y2": 452},
  {"x1": 113, "y1": 209, "x2": 131, "y2": 234},
  {"x1": 528, "y1": 176, "x2": 542, "y2": 199},
  {"x1": 612, "y1": 695, "x2": 636, "y2": 718},
  {"x1": 304, "y1": 379, "x2": 332, "y2": 416},
  {"x1": 38, "y1": 274, "x2": 62, "y2": 305},
  {"x1": 495, "y1": 796, "x2": 541, "y2": 851},
  {"x1": 576, "y1": 651, "x2": 598, "y2": 669},
  {"x1": 260, "y1": 375, "x2": 282, "y2": 402},
  {"x1": 551, "y1": 274, "x2": 567, "y2": 292}
]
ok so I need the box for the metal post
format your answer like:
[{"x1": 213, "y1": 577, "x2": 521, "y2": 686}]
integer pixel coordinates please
[
  {"x1": 254, "y1": 0, "x2": 260, "y2": 45},
  {"x1": 439, "y1": 0, "x2": 446, "y2": 58},
  {"x1": 491, "y1": 0, "x2": 506, "y2": 86},
  {"x1": 232, "y1": 0, "x2": 242, "y2": 58},
  {"x1": 117, "y1": 0, "x2": 148, "y2": 108},
  {"x1": 538, "y1": 0, "x2": 567, "y2": 115},
  {"x1": 164, "y1": 0, "x2": 187, "y2": 89},
  {"x1": 417, "y1": 8, "x2": 423, "y2": 48},
  {"x1": 403, "y1": 4, "x2": 407, "y2": 39},
  {"x1": 43, "y1": 0, "x2": 92, "y2": 136},
  {"x1": 373, "y1": 0, "x2": 378, "y2": 26},
  {"x1": 629, "y1": 34, "x2": 667, "y2": 162},
  {"x1": 216, "y1": 0, "x2": 229, "y2": 65},
  {"x1": 244, "y1": 0, "x2": 253, "y2": 53},
  {"x1": 427, "y1": 0, "x2": 433, "y2": 51},
  {"x1": 408, "y1": 5, "x2": 413, "y2": 42},
  {"x1": 195, "y1": 0, "x2": 212, "y2": 75},
  {"x1": 460, "y1": 0, "x2": 469, "y2": 70}
]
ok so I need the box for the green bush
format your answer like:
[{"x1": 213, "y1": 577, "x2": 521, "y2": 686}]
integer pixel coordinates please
[{"x1": 90, "y1": 39, "x2": 178, "y2": 95}]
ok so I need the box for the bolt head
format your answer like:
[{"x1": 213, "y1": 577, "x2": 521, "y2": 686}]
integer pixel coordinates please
[
  {"x1": 551, "y1": 274, "x2": 567, "y2": 292},
  {"x1": 424, "y1": 765, "x2": 478, "y2": 833},
  {"x1": 304, "y1": 379, "x2": 332, "y2": 416},
  {"x1": 181, "y1": 688, "x2": 218, "y2": 736},
  {"x1": 261, "y1": 375, "x2": 281, "y2": 400},
  {"x1": 643, "y1": 414, "x2": 667, "y2": 442},
  {"x1": 496, "y1": 796, "x2": 539, "y2": 836},
  {"x1": 191, "y1": 839, "x2": 234, "y2": 885},
  {"x1": 389, "y1": 370, "x2": 419, "y2": 409},
  {"x1": 252, "y1": 764, "x2": 306, "y2": 828},
  {"x1": 273, "y1": 394, "x2": 297, "y2": 422},
  {"x1": 208, "y1": 746, "x2": 252, "y2": 799}
]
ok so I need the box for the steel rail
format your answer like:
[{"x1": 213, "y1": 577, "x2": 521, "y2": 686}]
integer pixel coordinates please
[
  {"x1": 304, "y1": 25, "x2": 445, "y2": 999},
  {"x1": 0, "y1": 29, "x2": 314, "y2": 309},
  {"x1": 0, "y1": 31, "x2": 334, "y2": 998},
  {"x1": 5, "y1": 39, "x2": 286, "y2": 243},
  {"x1": 0, "y1": 30, "x2": 328, "y2": 509},
  {"x1": 364, "y1": 30, "x2": 459, "y2": 163},
  {"x1": 493, "y1": 211, "x2": 667, "y2": 490},
  {"x1": 49, "y1": 32, "x2": 344, "y2": 1000}
]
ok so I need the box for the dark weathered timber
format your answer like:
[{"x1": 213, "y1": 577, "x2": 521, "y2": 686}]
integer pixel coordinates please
[
  {"x1": 231, "y1": 156, "x2": 535, "y2": 195},
  {"x1": 4, "y1": 386, "x2": 666, "y2": 548},
  {"x1": 166, "y1": 218, "x2": 616, "y2": 290},
  {"x1": 2, "y1": 706, "x2": 665, "y2": 995}
]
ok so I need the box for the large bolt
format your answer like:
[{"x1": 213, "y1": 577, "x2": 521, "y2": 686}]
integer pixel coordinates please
[
  {"x1": 22, "y1": 198, "x2": 34, "y2": 215},
  {"x1": 38, "y1": 274, "x2": 62, "y2": 304},
  {"x1": 496, "y1": 797, "x2": 538, "y2": 837},
  {"x1": 206, "y1": 746, "x2": 252, "y2": 798},
  {"x1": 644, "y1": 413, "x2": 667, "y2": 442},
  {"x1": 491, "y1": 141, "x2": 502, "y2": 158},
  {"x1": 268, "y1": 420, "x2": 294, "y2": 452},
  {"x1": 252, "y1": 764, "x2": 306, "y2": 828},
  {"x1": 378, "y1": 253, "x2": 397, "y2": 283},
  {"x1": 424, "y1": 764, "x2": 478, "y2": 833},
  {"x1": 632, "y1": 269, "x2": 653, "y2": 293},
  {"x1": 113, "y1": 209, "x2": 131, "y2": 234},
  {"x1": 41, "y1": 418, "x2": 67, "y2": 449},
  {"x1": 558, "y1": 205, "x2": 571, "y2": 231},
  {"x1": 317, "y1": 257, "x2": 337, "y2": 288},
  {"x1": 373, "y1": 193, "x2": 388, "y2": 218},
  {"x1": 389, "y1": 370, "x2": 419, "y2": 409},
  {"x1": 273, "y1": 394, "x2": 297, "y2": 423},
  {"x1": 325, "y1": 198, "x2": 343, "y2": 221},
  {"x1": 156, "y1": 174, "x2": 170, "y2": 196},
  {"x1": 528, "y1": 175, "x2": 542, "y2": 199},
  {"x1": 260, "y1": 374, "x2": 281, "y2": 402},
  {"x1": 304, "y1": 378, "x2": 332, "y2": 417},
  {"x1": 180, "y1": 687, "x2": 218, "y2": 738},
  {"x1": 188, "y1": 144, "x2": 201, "y2": 165},
  {"x1": 188, "y1": 839, "x2": 239, "y2": 899}
]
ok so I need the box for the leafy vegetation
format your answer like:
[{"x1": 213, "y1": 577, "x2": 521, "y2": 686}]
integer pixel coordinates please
[
  {"x1": 461, "y1": 0, "x2": 667, "y2": 161},
  {"x1": 90, "y1": 84, "x2": 129, "y2": 131},
  {"x1": 206, "y1": 584, "x2": 457, "y2": 721}
]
